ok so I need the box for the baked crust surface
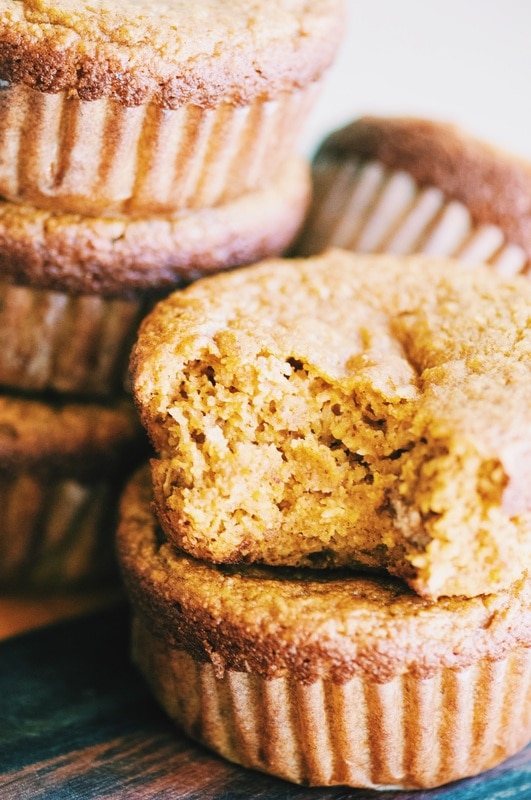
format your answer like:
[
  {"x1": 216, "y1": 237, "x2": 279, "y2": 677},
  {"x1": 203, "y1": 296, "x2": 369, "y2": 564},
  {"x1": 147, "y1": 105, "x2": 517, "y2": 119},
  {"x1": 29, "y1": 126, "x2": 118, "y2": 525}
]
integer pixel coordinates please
[{"x1": 0, "y1": 0, "x2": 345, "y2": 107}]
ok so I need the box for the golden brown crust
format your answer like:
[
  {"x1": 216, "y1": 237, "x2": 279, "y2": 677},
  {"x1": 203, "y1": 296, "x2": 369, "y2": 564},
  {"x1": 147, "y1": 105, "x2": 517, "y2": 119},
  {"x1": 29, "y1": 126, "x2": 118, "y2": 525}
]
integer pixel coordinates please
[
  {"x1": 0, "y1": 1, "x2": 345, "y2": 108},
  {"x1": 117, "y1": 467, "x2": 531, "y2": 684},
  {"x1": 0, "y1": 157, "x2": 310, "y2": 295},
  {"x1": 0, "y1": 394, "x2": 148, "y2": 480},
  {"x1": 317, "y1": 116, "x2": 531, "y2": 259}
]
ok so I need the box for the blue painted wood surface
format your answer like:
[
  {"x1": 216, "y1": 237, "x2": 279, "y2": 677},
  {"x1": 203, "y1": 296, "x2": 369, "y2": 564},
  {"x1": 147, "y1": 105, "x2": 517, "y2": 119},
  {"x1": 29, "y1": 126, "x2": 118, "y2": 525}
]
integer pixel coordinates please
[{"x1": 0, "y1": 607, "x2": 529, "y2": 799}]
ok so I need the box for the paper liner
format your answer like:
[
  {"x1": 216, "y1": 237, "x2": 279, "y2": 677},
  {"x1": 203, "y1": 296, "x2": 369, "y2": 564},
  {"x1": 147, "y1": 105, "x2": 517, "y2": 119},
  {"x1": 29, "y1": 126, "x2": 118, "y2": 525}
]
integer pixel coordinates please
[
  {"x1": 0, "y1": 474, "x2": 124, "y2": 589},
  {"x1": 132, "y1": 615, "x2": 531, "y2": 790},
  {"x1": 297, "y1": 157, "x2": 529, "y2": 277},
  {"x1": 0, "y1": 282, "x2": 150, "y2": 396},
  {"x1": 0, "y1": 82, "x2": 320, "y2": 217}
]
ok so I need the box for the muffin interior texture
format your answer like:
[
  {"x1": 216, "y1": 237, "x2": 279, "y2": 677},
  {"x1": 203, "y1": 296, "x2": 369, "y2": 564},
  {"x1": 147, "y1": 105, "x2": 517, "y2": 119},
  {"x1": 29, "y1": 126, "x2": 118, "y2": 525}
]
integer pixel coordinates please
[{"x1": 133, "y1": 251, "x2": 531, "y2": 599}]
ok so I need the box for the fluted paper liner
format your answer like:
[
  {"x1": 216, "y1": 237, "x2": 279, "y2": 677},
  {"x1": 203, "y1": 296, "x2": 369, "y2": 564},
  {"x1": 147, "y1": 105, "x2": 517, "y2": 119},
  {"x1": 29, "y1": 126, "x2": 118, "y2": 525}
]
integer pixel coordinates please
[
  {"x1": 0, "y1": 82, "x2": 320, "y2": 217},
  {"x1": 0, "y1": 475, "x2": 122, "y2": 589},
  {"x1": 132, "y1": 616, "x2": 531, "y2": 790},
  {"x1": 0, "y1": 282, "x2": 149, "y2": 396},
  {"x1": 0, "y1": 395, "x2": 147, "y2": 589},
  {"x1": 297, "y1": 157, "x2": 529, "y2": 277}
]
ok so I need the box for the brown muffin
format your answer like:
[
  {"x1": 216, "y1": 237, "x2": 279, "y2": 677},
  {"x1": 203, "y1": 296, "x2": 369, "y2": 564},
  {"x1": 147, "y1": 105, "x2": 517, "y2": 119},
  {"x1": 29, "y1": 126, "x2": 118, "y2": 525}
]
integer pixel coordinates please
[
  {"x1": 296, "y1": 116, "x2": 531, "y2": 277},
  {"x1": 0, "y1": 156, "x2": 310, "y2": 296},
  {"x1": 0, "y1": 0, "x2": 344, "y2": 216},
  {"x1": 0, "y1": 393, "x2": 147, "y2": 589},
  {"x1": 131, "y1": 250, "x2": 531, "y2": 600},
  {"x1": 116, "y1": 467, "x2": 531, "y2": 790}
]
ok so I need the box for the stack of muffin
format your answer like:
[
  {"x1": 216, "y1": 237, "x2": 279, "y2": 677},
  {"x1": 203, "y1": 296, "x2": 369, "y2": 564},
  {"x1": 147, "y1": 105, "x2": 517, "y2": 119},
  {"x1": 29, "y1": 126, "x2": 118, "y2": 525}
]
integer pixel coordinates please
[
  {"x1": 0, "y1": 0, "x2": 345, "y2": 589},
  {"x1": 116, "y1": 127, "x2": 531, "y2": 789},
  {"x1": 3, "y1": 1, "x2": 529, "y2": 793}
]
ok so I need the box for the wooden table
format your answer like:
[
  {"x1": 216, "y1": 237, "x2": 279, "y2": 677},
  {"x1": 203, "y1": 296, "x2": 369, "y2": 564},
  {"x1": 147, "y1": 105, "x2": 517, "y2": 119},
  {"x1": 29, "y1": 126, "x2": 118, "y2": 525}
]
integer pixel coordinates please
[{"x1": 1, "y1": 597, "x2": 529, "y2": 799}]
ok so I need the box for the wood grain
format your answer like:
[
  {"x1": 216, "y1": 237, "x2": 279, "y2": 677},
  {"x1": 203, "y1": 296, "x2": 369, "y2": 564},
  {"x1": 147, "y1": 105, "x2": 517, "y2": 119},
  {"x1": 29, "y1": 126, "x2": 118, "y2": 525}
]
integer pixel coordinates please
[{"x1": 0, "y1": 608, "x2": 529, "y2": 799}]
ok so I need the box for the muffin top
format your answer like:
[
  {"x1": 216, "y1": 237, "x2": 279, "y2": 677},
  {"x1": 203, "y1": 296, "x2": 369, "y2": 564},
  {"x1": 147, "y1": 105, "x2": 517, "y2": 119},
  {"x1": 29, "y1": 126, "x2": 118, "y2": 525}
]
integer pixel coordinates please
[
  {"x1": 0, "y1": 157, "x2": 310, "y2": 295},
  {"x1": 117, "y1": 467, "x2": 531, "y2": 684},
  {"x1": 131, "y1": 250, "x2": 531, "y2": 599},
  {"x1": 315, "y1": 116, "x2": 531, "y2": 260},
  {"x1": 0, "y1": 0, "x2": 345, "y2": 107},
  {"x1": 0, "y1": 395, "x2": 147, "y2": 480},
  {"x1": 133, "y1": 250, "x2": 531, "y2": 464}
]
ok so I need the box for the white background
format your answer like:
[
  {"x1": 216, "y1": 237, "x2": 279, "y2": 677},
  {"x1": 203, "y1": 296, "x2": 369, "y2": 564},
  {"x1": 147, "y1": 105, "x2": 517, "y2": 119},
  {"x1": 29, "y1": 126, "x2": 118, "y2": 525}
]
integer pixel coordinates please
[{"x1": 301, "y1": 0, "x2": 531, "y2": 160}]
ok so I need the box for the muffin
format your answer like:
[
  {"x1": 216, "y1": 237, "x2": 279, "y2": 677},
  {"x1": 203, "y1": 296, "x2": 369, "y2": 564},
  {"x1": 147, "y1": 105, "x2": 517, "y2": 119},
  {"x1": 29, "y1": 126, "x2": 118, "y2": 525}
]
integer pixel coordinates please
[
  {"x1": 0, "y1": 393, "x2": 147, "y2": 589},
  {"x1": 0, "y1": 0, "x2": 344, "y2": 217},
  {"x1": 0, "y1": 156, "x2": 311, "y2": 296},
  {"x1": 296, "y1": 116, "x2": 531, "y2": 277},
  {"x1": 130, "y1": 250, "x2": 531, "y2": 600},
  {"x1": 116, "y1": 467, "x2": 531, "y2": 790}
]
